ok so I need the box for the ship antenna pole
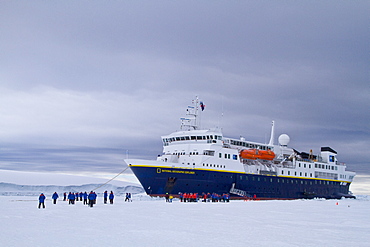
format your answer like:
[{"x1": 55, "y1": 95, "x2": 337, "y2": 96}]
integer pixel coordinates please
[{"x1": 268, "y1": 120, "x2": 275, "y2": 146}]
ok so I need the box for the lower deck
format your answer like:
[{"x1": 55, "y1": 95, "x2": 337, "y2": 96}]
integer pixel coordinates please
[{"x1": 130, "y1": 166, "x2": 354, "y2": 200}]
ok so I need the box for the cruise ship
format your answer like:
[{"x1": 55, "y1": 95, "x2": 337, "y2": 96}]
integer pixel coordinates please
[{"x1": 125, "y1": 97, "x2": 355, "y2": 199}]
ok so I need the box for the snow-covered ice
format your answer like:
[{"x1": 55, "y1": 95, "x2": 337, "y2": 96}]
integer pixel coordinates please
[{"x1": 0, "y1": 169, "x2": 369, "y2": 247}]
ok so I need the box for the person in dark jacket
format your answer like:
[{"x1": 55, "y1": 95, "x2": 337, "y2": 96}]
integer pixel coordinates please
[
  {"x1": 109, "y1": 191, "x2": 114, "y2": 204},
  {"x1": 63, "y1": 192, "x2": 67, "y2": 201},
  {"x1": 104, "y1": 190, "x2": 108, "y2": 204},
  {"x1": 38, "y1": 193, "x2": 46, "y2": 209},
  {"x1": 52, "y1": 192, "x2": 59, "y2": 204},
  {"x1": 125, "y1": 193, "x2": 131, "y2": 202}
]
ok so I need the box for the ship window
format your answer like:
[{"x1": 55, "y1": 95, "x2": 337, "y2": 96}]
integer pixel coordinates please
[
  {"x1": 300, "y1": 172, "x2": 302, "y2": 176},
  {"x1": 219, "y1": 153, "x2": 222, "y2": 158},
  {"x1": 298, "y1": 163, "x2": 301, "y2": 167},
  {"x1": 224, "y1": 154, "x2": 227, "y2": 159},
  {"x1": 304, "y1": 164, "x2": 306, "y2": 168},
  {"x1": 288, "y1": 171, "x2": 290, "y2": 175},
  {"x1": 191, "y1": 136, "x2": 196, "y2": 140},
  {"x1": 282, "y1": 170, "x2": 284, "y2": 175},
  {"x1": 305, "y1": 173, "x2": 307, "y2": 177},
  {"x1": 233, "y1": 154, "x2": 237, "y2": 160},
  {"x1": 228, "y1": 154, "x2": 231, "y2": 159},
  {"x1": 309, "y1": 164, "x2": 311, "y2": 169}
]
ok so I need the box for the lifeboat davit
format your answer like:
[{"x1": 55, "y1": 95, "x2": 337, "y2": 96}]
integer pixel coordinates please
[{"x1": 240, "y1": 149, "x2": 275, "y2": 161}]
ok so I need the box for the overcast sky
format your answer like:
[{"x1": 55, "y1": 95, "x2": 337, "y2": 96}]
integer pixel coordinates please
[{"x1": 0, "y1": 1, "x2": 369, "y2": 175}]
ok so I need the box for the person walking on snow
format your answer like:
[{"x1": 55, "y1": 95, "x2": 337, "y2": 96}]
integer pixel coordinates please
[
  {"x1": 52, "y1": 192, "x2": 59, "y2": 204},
  {"x1": 38, "y1": 193, "x2": 46, "y2": 209},
  {"x1": 125, "y1": 193, "x2": 131, "y2": 202}
]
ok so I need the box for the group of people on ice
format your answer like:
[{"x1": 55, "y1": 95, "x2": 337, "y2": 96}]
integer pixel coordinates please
[
  {"x1": 166, "y1": 192, "x2": 230, "y2": 203},
  {"x1": 180, "y1": 192, "x2": 230, "y2": 202},
  {"x1": 65, "y1": 191, "x2": 98, "y2": 206},
  {"x1": 38, "y1": 190, "x2": 119, "y2": 208}
]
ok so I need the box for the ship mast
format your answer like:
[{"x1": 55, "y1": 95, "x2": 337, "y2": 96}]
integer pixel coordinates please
[
  {"x1": 268, "y1": 120, "x2": 275, "y2": 146},
  {"x1": 180, "y1": 96, "x2": 201, "y2": 130}
]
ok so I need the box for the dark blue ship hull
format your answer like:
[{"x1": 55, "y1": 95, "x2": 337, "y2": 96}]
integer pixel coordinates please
[{"x1": 130, "y1": 166, "x2": 354, "y2": 200}]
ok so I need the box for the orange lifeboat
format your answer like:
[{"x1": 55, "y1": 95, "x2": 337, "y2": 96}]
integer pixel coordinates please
[
  {"x1": 240, "y1": 149, "x2": 259, "y2": 160},
  {"x1": 258, "y1": 150, "x2": 275, "y2": 160},
  {"x1": 240, "y1": 149, "x2": 275, "y2": 160}
]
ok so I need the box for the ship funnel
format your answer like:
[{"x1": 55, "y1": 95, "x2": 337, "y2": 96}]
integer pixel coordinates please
[{"x1": 268, "y1": 121, "x2": 275, "y2": 146}]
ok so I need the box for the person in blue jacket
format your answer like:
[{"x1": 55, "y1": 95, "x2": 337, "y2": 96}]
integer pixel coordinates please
[
  {"x1": 52, "y1": 192, "x2": 59, "y2": 204},
  {"x1": 38, "y1": 193, "x2": 46, "y2": 209},
  {"x1": 109, "y1": 191, "x2": 114, "y2": 204},
  {"x1": 88, "y1": 191, "x2": 96, "y2": 207},
  {"x1": 68, "y1": 192, "x2": 75, "y2": 205},
  {"x1": 83, "y1": 191, "x2": 88, "y2": 205}
]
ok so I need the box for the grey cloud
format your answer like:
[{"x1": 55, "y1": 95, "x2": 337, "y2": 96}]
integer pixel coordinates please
[{"x1": 0, "y1": 1, "x2": 368, "y2": 175}]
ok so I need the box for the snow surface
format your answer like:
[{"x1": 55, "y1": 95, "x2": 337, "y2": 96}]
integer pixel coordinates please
[{"x1": 1, "y1": 170, "x2": 370, "y2": 247}]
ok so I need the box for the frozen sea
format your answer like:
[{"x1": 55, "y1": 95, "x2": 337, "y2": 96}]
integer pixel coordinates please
[{"x1": 0, "y1": 170, "x2": 369, "y2": 247}]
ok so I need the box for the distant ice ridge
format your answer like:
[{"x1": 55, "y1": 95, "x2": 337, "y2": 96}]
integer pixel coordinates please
[{"x1": 0, "y1": 182, "x2": 144, "y2": 196}]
